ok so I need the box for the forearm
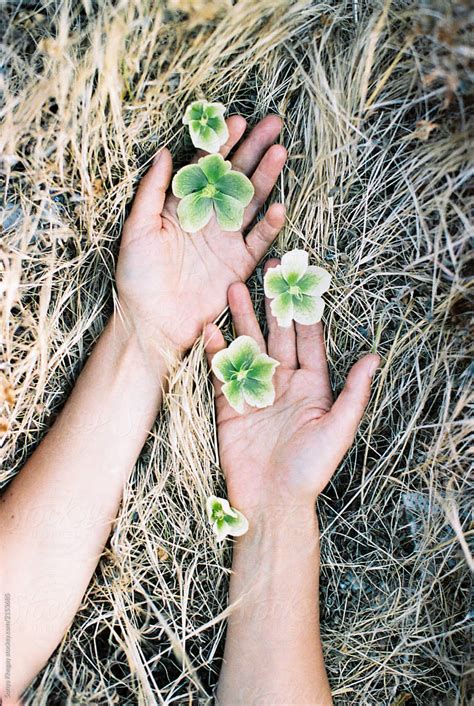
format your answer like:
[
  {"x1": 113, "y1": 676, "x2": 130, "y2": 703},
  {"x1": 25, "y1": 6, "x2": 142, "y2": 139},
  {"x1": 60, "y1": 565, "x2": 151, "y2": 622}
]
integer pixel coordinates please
[
  {"x1": 0, "y1": 309, "x2": 175, "y2": 701},
  {"x1": 217, "y1": 503, "x2": 333, "y2": 706}
]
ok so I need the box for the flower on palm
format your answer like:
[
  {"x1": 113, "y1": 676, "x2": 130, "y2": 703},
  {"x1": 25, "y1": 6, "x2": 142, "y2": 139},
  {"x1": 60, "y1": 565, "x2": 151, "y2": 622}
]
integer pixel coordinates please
[
  {"x1": 211, "y1": 335, "x2": 279, "y2": 414},
  {"x1": 264, "y1": 249, "x2": 331, "y2": 327},
  {"x1": 172, "y1": 154, "x2": 254, "y2": 233},
  {"x1": 206, "y1": 495, "x2": 248, "y2": 542},
  {"x1": 183, "y1": 100, "x2": 228, "y2": 153}
]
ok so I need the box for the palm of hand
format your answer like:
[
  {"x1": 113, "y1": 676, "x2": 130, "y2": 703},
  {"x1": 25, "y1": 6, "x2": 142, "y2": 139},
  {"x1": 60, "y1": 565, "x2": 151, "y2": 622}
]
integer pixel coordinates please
[
  {"x1": 118, "y1": 202, "x2": 261, "y2": 350},
  {"x1": 214, "y1": 365, "x2": 337, "y2": 514},
  {"x1": 116, "y1": 115, "x2": 287, "y2": 352}
]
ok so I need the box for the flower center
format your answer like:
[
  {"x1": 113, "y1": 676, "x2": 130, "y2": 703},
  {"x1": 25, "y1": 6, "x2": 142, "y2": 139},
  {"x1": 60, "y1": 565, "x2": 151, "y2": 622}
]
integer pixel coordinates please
[
  {"x1": 289, "y1": 285, "x2": 303, "y2": 299},
  {"x1": 213, "y1": 508, "x2": 225, "y2": 522},
  {"x1": 201, "y1": 184, "x2": 218, "y2": 198},
  {"x1": 199, "y1": 114, "x2": 209, "y2": 125},
  {"x1": 236, "y1": 369, "x2": 248, "y2": 382}
]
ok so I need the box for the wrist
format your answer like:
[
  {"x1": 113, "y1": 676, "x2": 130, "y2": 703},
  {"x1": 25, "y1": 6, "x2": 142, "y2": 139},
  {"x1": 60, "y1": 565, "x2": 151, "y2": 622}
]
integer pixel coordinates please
[
  {"x1": 232, "y1": 501, "x2": 319, "y2": 559},
  {"x1": 113, "y1": 300, "x2": 182, "y2": 378}
]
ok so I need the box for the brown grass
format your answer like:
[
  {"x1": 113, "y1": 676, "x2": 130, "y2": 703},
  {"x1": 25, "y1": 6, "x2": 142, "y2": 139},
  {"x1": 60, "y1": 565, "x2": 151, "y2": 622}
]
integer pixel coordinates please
[{"x1": 1, "y1": 0, "x2": 473, "y2": 704}]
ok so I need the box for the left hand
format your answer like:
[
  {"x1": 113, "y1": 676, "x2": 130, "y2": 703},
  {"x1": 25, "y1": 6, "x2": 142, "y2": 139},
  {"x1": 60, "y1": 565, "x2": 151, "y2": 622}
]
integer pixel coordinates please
[{"x1": 116, "y1": 115, "x2": 287, "y2": 355}]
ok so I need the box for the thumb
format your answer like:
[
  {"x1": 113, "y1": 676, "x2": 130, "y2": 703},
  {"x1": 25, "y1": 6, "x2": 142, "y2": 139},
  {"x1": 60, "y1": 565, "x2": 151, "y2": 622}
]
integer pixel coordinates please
[
  {"x1": 126, "y1": 148, "x2": 173, "y2": 229},
  {"x1": 327, "y1": 353, "x2": 380, "y2": 454}
]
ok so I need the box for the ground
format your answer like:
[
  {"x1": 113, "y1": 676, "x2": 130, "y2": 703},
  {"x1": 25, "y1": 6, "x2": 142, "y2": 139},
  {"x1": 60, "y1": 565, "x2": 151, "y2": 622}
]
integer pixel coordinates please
[{"x1": 1, "y1": 0, "x2": 472, "y2": 704}]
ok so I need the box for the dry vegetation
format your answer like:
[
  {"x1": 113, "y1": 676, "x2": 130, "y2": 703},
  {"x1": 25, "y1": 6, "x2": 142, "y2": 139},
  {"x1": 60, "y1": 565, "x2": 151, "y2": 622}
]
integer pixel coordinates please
[{"x1": 1, "y1": 0, "x2": 473, "y2": 704}]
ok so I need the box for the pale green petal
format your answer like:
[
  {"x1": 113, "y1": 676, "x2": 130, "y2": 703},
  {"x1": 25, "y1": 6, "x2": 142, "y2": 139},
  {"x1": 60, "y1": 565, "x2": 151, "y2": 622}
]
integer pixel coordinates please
[
  {"x1": 221, "y1": 380, "x2": 246, "y2": 414},
  {"x1": 205, "y1": 102, "x2": 226, "y2": 118},
  {"x1": 227, "y1": 335, "x2": 260, "y2": 369},
  {"x1": 199, "y1": 154, "x2": 231, "y2": 182},
  {"x1": 224, "y1": 509, "x2": 249, "y2": 537},
  {"x1": 172, "y1": 164, "x2": 208, "y2": 198},
  {"x1": 213, "y1": 518, "x2": 229, "y2": 542},
  {"x1": 211, "y1": 348, "x2": 235, "y2": 383},
  {"x1": 270, "y1": 291, "x2": 294, "y2": 328},
  {"x1": 213, "y1": 192, "x2": 245, "y2": 231},
  {"x1": 188, "y1": 121, "x2": 222, "y2": 153},
  {"x1": 263, "y1": 266, "x2": 288, "y2": 298},
  {"x1": 177, "y1": 193, "x2": 213, "y2": 233},
  {"x1": 292, "y1": 294, "x2": 325, "y2": 325},
  {"x1": 207, "y1": 115, "x2": 229, "y2": 140},
  {"x1": 298, "y1": 266, "x2": 331, "y2": 296},
  {"x1": 281, "y1": 249, "x2": 309, "y2": 285},
  {"x1": 242, "y1": 378, "x2": 276, "y2": 409},
  {"x1": 214, "y1": 172, "x2": 254, "y2": 205},
  {"x1": 182, "y1": 100, "x2": 205, "y2": 124},
  {"x1": 248, "y1": 353, "x2": 279, "y2": 382}
]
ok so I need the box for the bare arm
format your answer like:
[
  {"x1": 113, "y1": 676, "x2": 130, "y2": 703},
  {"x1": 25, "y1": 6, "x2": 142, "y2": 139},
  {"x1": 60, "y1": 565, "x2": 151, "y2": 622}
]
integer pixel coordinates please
[
  {"x1": 204, "y1": 277, "x2": 380, "y2": 705},
  {"x1": 0, "y1": 115, "x2": 287, "y2": 702}
]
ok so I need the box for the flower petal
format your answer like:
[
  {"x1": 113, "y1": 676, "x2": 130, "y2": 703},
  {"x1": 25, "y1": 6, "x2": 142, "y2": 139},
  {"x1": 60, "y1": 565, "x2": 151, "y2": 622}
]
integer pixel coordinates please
[
  {"x1": 270, "y1": 292, "x2": 294, "y2": 328},
  {"x1": 182, "y1": 100, "x2": 205, "y2": 124},
  {"x1": 207, "y1": 115, "x2": 229, "y2": 141},
  {"x1": 263, "y1": 265, "x2": 288, "y2": 298},
  {"x1": 298, "y1": 266, "x2": 331, "y2": 296},
  {"x1": 227, "y1": 335, "x2": 261, "y2": 369},
  {"x1": 213, "y1": 192, "x2": 245, "y2": 231},
  {"x1": 221, "y1": 380, "x2": 246, "y2": 414},
  {"x1": 242, "y1": 378, "x2": 276, "y2": 409},
  {"x1": 198, "y1": 154, "x2": 231, "y2": 182},
  {"x1": 292, "y1": 294, "x2": 325, "y2": 325},
  {"x1": 205, "y1": 102, "x2": 226, "y2": 119},
  {"x1": 214, "y1": 171, "x2": 254, "y2": 206},
  {"x1": 281, "y1": 249, "x2": 309, "y2": 284},
  {"x1": 223, "y1": 509, "x2": 249, "y2": 537},
  {"x1": 172, "y1": 164, "x2": 208, "y2": 198},
  {"x1": 213, "y1": 518, "x2": 229, "y2": 542},
  {"x1": 177, "y1": 193, "x2": 213, "y2": 233},
  {"x1": 211, "y1": 348, "x2": 236, "y2": 383},
  {"x1": 248, "y1": 353, "x2": 279, "y2": 382},
  {"x1": 189, "y1": 122, "x2": 222, "y2": 153}
]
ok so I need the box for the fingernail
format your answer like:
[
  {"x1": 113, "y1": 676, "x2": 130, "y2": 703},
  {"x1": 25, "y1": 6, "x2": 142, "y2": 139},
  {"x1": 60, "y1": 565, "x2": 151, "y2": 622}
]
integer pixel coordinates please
[
  {"x1": 153, "y1": 151, "x2": 163, "y2": 165},
  {"x1": 368, "y1": 359, "x2": 380, "y2": 378}
]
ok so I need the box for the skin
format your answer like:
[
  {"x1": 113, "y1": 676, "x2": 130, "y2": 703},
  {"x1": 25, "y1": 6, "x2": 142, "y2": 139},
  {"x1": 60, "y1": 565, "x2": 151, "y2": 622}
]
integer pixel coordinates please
[
  {"x1": 204, "y1": 281, "x2": 380, "y2": 706},
  {"x1": 0, "y1": 115, "x2": 287, "y2": 703}
]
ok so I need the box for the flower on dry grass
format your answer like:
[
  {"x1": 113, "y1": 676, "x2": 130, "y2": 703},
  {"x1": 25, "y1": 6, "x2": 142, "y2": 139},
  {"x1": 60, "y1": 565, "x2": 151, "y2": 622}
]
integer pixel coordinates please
[
  {"x1": 183, "y1": 99, "x2": 228, "y2": 153},
  {"x1": 172, "y1": 153, "x2": 254, "y2": 232},
  {"x1": 264, "y1": 249, "x2": 331, "y2": 327},
  {"x1": 211, "y1": 335, "x2": 279, "y2": 414},
  {"x1": 206, "y1": 495, "x2": 248, "y2": 541}
]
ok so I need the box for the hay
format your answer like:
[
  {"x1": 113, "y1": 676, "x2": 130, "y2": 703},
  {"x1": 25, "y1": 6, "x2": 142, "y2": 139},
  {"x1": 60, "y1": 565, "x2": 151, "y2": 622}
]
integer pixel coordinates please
[{"x1": 1, "y1": 0, "x2": 472, "y2": 704}]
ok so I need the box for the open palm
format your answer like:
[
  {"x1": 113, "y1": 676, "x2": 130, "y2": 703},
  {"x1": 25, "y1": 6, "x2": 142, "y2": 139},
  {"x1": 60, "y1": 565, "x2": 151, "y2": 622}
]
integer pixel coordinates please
[
  {"x1": 205, "y1": 276, "x2": 380, "y2": 519},
  {"x1": 116, "y1": 115, "x2": 287, "y2": 352}
]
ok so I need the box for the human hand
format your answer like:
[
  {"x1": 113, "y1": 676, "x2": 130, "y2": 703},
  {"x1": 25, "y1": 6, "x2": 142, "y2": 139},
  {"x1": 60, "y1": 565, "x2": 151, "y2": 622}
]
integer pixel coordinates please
[
  {"x1": 116, "y1": 115, "x2": 287, "y2": 355},
  {"x1": 204, "y1": 265, "x2": 380, "y2": 520}
]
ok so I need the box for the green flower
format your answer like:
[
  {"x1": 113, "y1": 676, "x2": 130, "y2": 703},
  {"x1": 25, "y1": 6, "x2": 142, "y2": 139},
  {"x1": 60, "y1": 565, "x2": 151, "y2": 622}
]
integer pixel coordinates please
[
  {"x1": 211, "y1": 335, "x2": 279, "y2": 414},
  {"x1": 264, "y1": 249, "x2": 331, "y2": 327},
  {"x1": 183, "y1": 100, "x2": 228, "y2": 153},
  {"x1": 206, "y1": 495, "x2": 248, "y2": 542},
  {"x1": 172, "y1": 154, "x2": 254, "y2": 233}
]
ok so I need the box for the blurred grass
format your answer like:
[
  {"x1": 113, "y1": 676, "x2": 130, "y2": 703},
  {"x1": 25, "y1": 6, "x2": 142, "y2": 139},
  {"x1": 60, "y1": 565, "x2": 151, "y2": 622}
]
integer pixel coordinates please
[{"x1": 1, "y1": 0, "x2": 473, "y2": 704}]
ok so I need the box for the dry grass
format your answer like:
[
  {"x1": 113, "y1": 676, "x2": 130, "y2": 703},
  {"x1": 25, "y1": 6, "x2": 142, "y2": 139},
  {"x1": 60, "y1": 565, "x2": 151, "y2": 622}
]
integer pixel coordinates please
[{"x1": 1, "y1": 0, "x2": 473, "y2": 704}]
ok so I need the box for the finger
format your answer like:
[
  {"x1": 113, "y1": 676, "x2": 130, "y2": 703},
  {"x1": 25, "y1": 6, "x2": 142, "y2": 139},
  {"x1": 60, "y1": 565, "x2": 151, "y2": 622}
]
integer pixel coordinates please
[
  {"x1": 243, "y1": 144, "x2": 287, "y2": 228},
  {"x1": 326, "y1": 354, "x2": 380, "y2": 454},
  {"x1": 245, "y1": 202, "x2": 286, "y2": 267},
  {"x1": 194, "y1": 115, "x2": 247, "y2": 161},
  {"x1": 126, "y1": 148, "x2": 173, "y2": 230},
  {"x1": 228, "y1": 283, "x2": 266, "y2": 351},
  {"x1": 295, "y1": 321, "x2": 333, "y2": 403},
  {"x1": 231, "y1": 115, "x2": 283, "y2": 175},
  {"x1": 264, "y1": 259, "x2": 297, "y2": 369}
]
